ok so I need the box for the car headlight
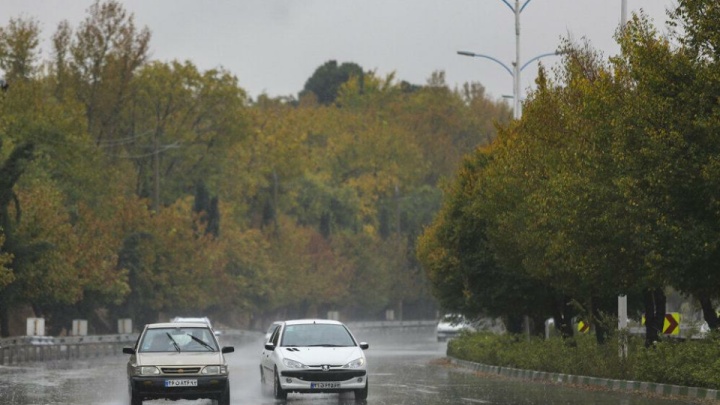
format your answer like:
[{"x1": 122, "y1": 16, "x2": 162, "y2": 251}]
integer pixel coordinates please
[
  {"x1": 282, "y1": 358, "x2": 308, "y2": 369},
  {"x1": 135, "y1": 366, "x2": 160, "y2": 376},
  {"x1": 342, "y1": 357, "x2": 365, "y2": 369},
  {"x1": 202, "y1": 365, "x2": 227, "y2": 375}
]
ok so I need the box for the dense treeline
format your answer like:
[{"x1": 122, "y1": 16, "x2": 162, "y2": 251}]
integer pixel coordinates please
[
  {"x1": 418, "y1": 0, "x2": 720, "y2": 347},
  {"x1": 0, "y1": 1, "x2": 511, "y2": 336}
]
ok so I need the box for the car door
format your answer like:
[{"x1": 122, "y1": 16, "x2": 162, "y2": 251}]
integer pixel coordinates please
[{"x1": 261, "y1": 323, "x2": 282, "y2": 377}]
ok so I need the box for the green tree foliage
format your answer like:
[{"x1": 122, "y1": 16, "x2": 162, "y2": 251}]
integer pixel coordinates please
[
  {"x1": 58, "y1": 0, "x2": 150, "y2": 146},
  {"x1": 128, "y1": 60, "x2": 249, "y2": 209},
  {"x1": 0, "y1": 17, "x2": 40, "y2": 81},
  {"x1": 301, "y1": 60, "x2": 363, "y2": 105},
  {"x1": 419, "y1": 1, "x2": 720, "y2": 344},
  {"x1": 0, "y1": 0, "x2": 511, "y2": 335},
  {"x1": 0, "y1": 140, "x2": 34, "y2": 336}
]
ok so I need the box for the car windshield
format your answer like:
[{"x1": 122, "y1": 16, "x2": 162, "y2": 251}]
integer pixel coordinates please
[
  {"x1": 139, "y1": 327, "x2": 218, "y2": 352},
  {"x1": 280, "y1": 324, "x2": 355, "y2": 347},
  {"x1": 441, "y1": 314, "x2": 467, "y2": 324}
]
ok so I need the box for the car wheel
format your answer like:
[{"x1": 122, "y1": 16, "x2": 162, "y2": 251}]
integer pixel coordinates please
[
  {"x1": 260, "y1": 365, "x2": 270, "y2": 396},
  {"x1": 129, "y1": 388, "x2": 142, "y2": 405},
  {"x1": 217, "y1": 382, "x2": 230, "y2": 405},
  {"x1": 354, "y1": 380, "x2": 369, "y2": 400},
  {"x1": 273, "y1": 366, "x2": 288, "y2": 400}
]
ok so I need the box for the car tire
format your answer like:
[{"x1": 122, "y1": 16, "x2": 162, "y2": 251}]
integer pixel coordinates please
[
  {"x1": 260, "y1": 365, "x2": 270, "y2": 396},
  {"x1": 129, "y1": 388, "x2": 142, "y2": 405},
  {"x1": 354, "y1": 380, "x2": 369, "y2": 400},
  {"x1": 216, "y1": 382, "x2": 230, "y2": 405},
  {"x1": 273, "y1": 367, "x2": 288, "y2": 400}
]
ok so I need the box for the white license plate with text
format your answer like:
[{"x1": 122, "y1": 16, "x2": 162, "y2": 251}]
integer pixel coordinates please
[
  {"x1": 165, "y1": 379, "x2": 198, "y2": 387},
  {"x1": 311, "y1": 382, "x2": 340, "y2": 389}
]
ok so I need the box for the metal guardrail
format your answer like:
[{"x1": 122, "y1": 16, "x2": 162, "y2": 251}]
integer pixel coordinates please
[
  {"x1": 0, "y1": 334, "x2": 138, "y2": 366},
  {"x1": 0, "y1": 320, "x2": 437, "y2": 365},
  {"x1": 346, "y1": 320, "x2": 437, "y2": 330}
]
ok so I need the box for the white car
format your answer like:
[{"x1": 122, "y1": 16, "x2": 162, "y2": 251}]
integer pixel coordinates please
[
  {"x1": 170, "y1": 316, "x2": 221, "y2": 336},
  {"x1": 123, "y1": 322, "x2": 234, "y2": 405},
  {"x1": 260, "y1": 319, "x2": 369, "y2": 400},
  {"x1": 436, "y1": 314, "x2": 475, "y2": 342}
]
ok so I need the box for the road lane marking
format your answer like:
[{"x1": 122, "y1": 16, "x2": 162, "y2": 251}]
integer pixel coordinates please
[{"x1": 462, "y1": 398, "x2": 491, "y2": 403}]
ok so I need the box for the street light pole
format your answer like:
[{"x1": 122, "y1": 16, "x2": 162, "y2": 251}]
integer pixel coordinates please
[
  {"x1": 456, "y1": 47, "x2": 560, "y2": 118},
  {"x1": 459, "y1": 0, "x2": 548, "y2": 120},
  {"x1": 513, "y1": 0, "x2": 522, "y2": 120}
]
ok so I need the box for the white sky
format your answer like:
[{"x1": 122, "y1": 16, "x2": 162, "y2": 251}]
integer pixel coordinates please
[{"x1": 6, "y1": 0, "x2": 676, "y2": 102}]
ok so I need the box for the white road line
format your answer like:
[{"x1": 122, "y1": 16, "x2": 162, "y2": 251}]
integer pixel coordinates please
[{"x1": 461, "y1": 398, "x2": 491, "y2": 403}]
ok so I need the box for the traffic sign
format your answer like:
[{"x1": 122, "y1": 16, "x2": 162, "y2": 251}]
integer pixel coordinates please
[
  {"x1": 577, "y1": 320, "x2": 590, "y2": 333},
  {"x1": 663, "y1": 312, "x2": 680, "y2": 335}
]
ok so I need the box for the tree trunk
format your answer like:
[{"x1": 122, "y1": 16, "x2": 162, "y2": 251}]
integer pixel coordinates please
[
  {"x1": 504, "y1": 313, "x2": 525, "y2": 335},
  {"x1": 551, "y1": 295, "x2": 574, "y2": 339},
  {"x1": 0, "y1": 303, "x2": 9, "y2": 337},
  {"x1": 699, "y1": 296, "x2": 718, "y2": 330},
  {"x1": 591, "y1": 297, "x2": 608, "y2": 345},
  {"x1": 643, "y1": 287, "x2": 666, "y2": 348}
]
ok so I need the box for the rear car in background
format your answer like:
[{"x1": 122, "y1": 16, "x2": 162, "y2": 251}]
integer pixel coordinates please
[
  {"x1": 123, "y1": 322, "x2": 234, "y2": 405},
  {"x1": 170, "y1": 316, "x2": 221, "y2": 336},
  {"x1": 436, "y1": 314, "x2": 475, "y2": 342},
  {"x1": 260, "y1": 319, "x2": 369, "y2": 400}
]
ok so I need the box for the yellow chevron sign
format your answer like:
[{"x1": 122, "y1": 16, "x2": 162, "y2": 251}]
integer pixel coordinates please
[
  {"x1": 640, "y1": 312, "x2": 680, "y2": 335},
  {"x1": 663, "y1": 312, "x2": 680, "y2": 335}
]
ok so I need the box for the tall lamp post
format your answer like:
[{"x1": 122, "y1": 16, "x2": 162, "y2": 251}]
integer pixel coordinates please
[{"x1": 458, "y1": 0, "x2": 557, "y2": 120}]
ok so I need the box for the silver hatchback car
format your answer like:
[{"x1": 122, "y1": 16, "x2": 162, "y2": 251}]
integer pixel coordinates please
[{"x1": 123, "y1": 322, "x2": 234, "y2": 405}]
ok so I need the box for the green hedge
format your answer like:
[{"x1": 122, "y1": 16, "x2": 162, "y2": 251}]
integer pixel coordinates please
[{"x1": 448, "y1": 331, "x2": 720, "y2": 389}]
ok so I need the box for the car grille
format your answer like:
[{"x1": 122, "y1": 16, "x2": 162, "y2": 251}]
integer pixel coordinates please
[
  {"x1": 161, "y1": 367, "x2": 202, "y2": 375},
  {"x1": 282, "y1": 369, "x2": 366, "y2": 382}
]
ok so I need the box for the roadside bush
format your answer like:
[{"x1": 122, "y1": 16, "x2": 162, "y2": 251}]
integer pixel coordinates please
[
  {"x1": 446, "y1": 331, "x2": 720, "y2": 387},
  {"x1": 632, "y1": 336, "x2": 720, "y2": 389}
]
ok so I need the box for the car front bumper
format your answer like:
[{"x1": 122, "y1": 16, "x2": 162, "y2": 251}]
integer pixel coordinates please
[
  {"x1": 279, "y1": 369, "x2": 367, "y2": 392},
  {"x1": 129, "y1": 375, "x2": 228, "y2": 400}
]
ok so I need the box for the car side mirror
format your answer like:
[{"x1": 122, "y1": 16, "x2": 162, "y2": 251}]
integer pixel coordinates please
[
  {"x1": 123, "y1": 347, "x2": 136, "y2": 355},
  {"x1": 359, "y1": 342, "x2": 369, "y2": 350},
  {"x1": 264, "y1": 343, "x2": 276, "y2": 351},
  {"x1": 221, "y1": 346, "x2": 234, "y2": 354}
]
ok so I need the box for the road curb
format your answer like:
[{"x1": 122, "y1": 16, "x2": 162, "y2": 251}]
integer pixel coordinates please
[{"x1": 448, "y1": 357, "x2": 720, "y2": 402}]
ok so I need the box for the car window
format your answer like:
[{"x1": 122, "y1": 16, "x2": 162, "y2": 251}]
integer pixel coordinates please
[
  {"x1": 266, "y1": 323, "x2": 280, "y2": 340},
  {"x1": 269, "y1": 325, "x2": 281, "y2": 345},
  {"x1": 139, "y1": 327, "x2": 218, "y2": 352},
  {"x1": 280, "y1": 324, "x2": 355, "y2": 347}
]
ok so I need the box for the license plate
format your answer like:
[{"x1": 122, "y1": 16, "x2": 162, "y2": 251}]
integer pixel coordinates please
[
  {"x1": 165, "y1": 379, "x2": 198, "y2": 387},
  {"x1": 311, "y1": 382, "x2": 340, "y2": 389}
]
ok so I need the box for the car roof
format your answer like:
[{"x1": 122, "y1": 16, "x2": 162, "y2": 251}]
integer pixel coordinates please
[
  {"x1": 170, "y1": 316, "x2": 211, "y2": 323},
  {"x1": 282, "y1": 319, "x2": 343, "y2": 326},
  {"x1": 146, "y1": 322, "x2": 210, "y2": 329}
]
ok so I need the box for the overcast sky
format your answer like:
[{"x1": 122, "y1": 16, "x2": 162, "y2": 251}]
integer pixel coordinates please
[{"x1": 6, "y1": 0, "x2": 677, "y2": 102}]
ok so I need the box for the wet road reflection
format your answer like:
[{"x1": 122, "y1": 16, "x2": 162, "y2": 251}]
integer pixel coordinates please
[{"x1": 0, "y1": 329, "x2": 701, "y2": 405}]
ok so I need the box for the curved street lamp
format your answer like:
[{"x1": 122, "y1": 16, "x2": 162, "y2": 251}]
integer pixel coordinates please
[{"x1": 458, "y1": 0, "x2": 558, "y2": 119}]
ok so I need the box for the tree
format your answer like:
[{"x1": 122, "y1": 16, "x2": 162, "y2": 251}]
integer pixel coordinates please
[
  {"x1": 0, "y1": 17, "x2": 41, "y2": 82},
  {"x1": 58, "y1": 0, "x2": 150, "y2": 147},
  {"x1": 128, "y1": 61, "x2": 248, "y2": 210},
  {"x1": 0, "y1": 141, "x2": 34, "y2": 336},
  {"x1": 300, "y1": 60, "x2": 363, "y2": 105}
]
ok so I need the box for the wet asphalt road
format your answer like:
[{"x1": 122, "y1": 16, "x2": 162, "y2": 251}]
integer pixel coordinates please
[{"x1": 0, "y1": 329, "x2": 700, "y2": 405}]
